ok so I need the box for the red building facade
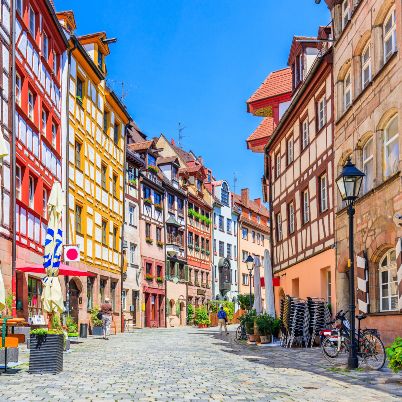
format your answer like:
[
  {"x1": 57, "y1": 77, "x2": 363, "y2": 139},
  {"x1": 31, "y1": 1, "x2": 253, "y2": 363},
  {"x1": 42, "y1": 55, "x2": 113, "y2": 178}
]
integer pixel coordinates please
[{"x1": 14, "y1": 0, "x2": 67, "y2": 318}]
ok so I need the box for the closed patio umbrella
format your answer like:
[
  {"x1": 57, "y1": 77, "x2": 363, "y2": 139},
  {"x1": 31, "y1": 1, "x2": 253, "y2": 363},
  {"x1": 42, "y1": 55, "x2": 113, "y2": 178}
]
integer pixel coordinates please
[
  {"x1": 264, "y1": 249, "x2": 275, "y2": 317},
  {"x1": 253, "y1": 256, "x2": 263, "y2": 314},
  {"x1": 42, "y1": 181, "x2": 64, "y2": 317}
]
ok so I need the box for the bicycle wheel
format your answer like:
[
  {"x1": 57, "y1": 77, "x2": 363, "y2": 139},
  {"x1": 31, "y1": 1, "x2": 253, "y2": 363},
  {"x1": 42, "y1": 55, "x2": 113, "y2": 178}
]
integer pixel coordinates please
[
  {"x1": 361, "y1": 333, "x2": 386, "y2": 370},
  {"x1": 321, "y1": 336, "x2": 339, "y2": 363}
]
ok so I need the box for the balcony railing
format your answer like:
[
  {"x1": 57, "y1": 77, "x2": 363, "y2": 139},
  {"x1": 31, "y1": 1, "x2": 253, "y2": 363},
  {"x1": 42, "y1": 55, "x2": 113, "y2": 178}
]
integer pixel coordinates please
[{"x1": 144, "y1": 170, "x2": 162, "y2": 186}]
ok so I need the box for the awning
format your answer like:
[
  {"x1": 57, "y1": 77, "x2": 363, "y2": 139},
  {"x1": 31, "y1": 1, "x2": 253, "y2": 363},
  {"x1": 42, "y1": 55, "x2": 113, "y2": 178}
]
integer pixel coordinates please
[{"x1": 17, "y1": 264, "x2": 96, "y2": 277}]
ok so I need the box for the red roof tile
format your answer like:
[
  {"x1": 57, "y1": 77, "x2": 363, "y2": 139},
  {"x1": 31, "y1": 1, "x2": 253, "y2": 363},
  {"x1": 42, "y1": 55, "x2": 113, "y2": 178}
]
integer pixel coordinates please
[
  {"x1": 247, "y1": 117, "x2": 275, "y2": 143},
  {"x1": 247, "y1": 67, "x2": 292, "y2": 104},
  {"x1": 233, "y1": 193, "x2": 269, "y2": 218}
]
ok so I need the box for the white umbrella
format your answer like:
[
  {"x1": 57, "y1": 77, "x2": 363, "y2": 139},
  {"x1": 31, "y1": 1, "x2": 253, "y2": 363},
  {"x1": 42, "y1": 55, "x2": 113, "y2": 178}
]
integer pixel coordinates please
[
  {"x1": 253, "y1": 256, "x2": 263, "y2": 314},
  {"x1": 264, "y1": 249, "x2": 275, "y2": 317},
  {"x1": 42, "y1": 181, "x2": 64, "y2": 316}
]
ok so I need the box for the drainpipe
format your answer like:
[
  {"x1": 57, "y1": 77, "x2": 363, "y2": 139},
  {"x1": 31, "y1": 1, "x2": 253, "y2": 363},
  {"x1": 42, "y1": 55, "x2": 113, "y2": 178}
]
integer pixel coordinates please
[
  {"x1": 11, "y1": 0, "x2": 17, "y2": 317},
  {"x1": 163, "y1": 194, "x2": 167, "y2": 329},
  {"x1": 267, "y1": 151, "x2": 275, "y2": 312},
  {"x1": 120, "y1": 129, "x2": 127, "y2": 332}
]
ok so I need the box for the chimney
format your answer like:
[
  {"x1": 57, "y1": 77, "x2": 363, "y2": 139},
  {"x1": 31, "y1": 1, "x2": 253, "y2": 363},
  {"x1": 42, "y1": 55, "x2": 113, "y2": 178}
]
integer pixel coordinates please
[
  {"x1": 241, "y1": 188, "x2": 249, "y2": 204},
  {"x1": 254, "y1": 198, "x2": 261, "y2": 207},
  {"x1": 171, "y1": 138, "x2": 175, "y2": 145}
]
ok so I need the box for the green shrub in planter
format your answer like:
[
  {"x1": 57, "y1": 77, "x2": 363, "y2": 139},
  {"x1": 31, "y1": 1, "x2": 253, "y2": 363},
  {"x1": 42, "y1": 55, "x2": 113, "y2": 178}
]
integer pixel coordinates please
[
  {"x1": 239, "y1": 309, "x2": 256, "y2": 334},
  {"x1": 255, "y1": 313, "x2": 274, "y2": 336},
  {"x1": 187, "y1": 304, "x2": 194, "y2": 324},
  {"x1": 238, "y1": 294, "x2": 254, "y2": 310},
  {"x1": 194, "y1": 307, "x2": 210, "y2": 326},
  {"x1": 386, "y1": 337, "x2": 402, "y2": 373},
  {"x1": 90, "y1": 306, "x2": 103, "y2": 335}
]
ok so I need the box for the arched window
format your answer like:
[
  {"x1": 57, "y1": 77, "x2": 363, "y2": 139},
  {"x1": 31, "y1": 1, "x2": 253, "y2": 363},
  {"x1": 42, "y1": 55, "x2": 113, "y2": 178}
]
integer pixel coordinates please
[
  {"x1": 384, "y1": 7, "x2": 397, "y2": 62},
  {"x1": 379, "y1": 249, "x2": 398, "y2": 312},
  {"x1": 361, "y1": 42, "x2": 371, "y2": 89},
  {"x1": 384, "y1": 115, "x2": 399, "y2": 179},
  {"x1": 221, "y1": 182, "x2": 229, "y2": 206},
  {"x1": 343, "y1": 68, "x2": 352, "y2": 111},
  {"x1": 362, "y1": 137, "x2": 374, "y2": 194}
]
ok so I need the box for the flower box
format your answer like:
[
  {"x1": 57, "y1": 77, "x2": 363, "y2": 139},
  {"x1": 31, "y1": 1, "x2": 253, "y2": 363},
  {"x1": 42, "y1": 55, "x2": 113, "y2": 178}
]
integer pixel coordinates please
[
  {"x1": 128, "y1": 179, "x2": 137, "y2": 187},
  {"x1": 154, "y1": 203, "x2": 163, "y2": 211},
  {"x1": 148, "y1": 165, "x2": 158, "y2": 174},
  {"x1": 156, "y1": 277, "x2": 164, "y2": 284},
  {"x1": 145, "y1": 274, "x2": 153, "y2": 281},
  {"x1": 146, "y1": 237, "x2": 153, "y2": 244},
  {"x1": 144, "y1": 198, "x2": 152, "y2": 206},
  {"x1": 29, "y1": 333, "x2": 64, "y2": 374},
  {"x1": 156, "y1": 240, "x2": 164, "y2": 248},
  {"x1": 195, "y1": 246, "x2": 200, "y2": 252}
]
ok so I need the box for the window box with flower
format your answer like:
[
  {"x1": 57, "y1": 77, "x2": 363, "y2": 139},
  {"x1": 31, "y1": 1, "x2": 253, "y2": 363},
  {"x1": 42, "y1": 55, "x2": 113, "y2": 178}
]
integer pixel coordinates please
[
  {"x1": 154, "y1": 203, "x2": 163, "y2": 211},
  {"x1": 146, "y1": 237, "x2": 153, "y2": 245},
  {"x1": 195, "y1": 245, "x2": 200, "y2": 252},
  {"x1": 148, "y1": 165, "x2": 158, "y2": 174},
  {"x1": 156, "y1": 276, "x2": 164, "y2": 284},
  {"x1": 144, "y1": 198, "x2": 152, "y2": 206},
  {"x1": 156, "y1": 240, "x2": 164, "y2": 248},
  {"x1": 145, "y1": 273, "x2": 153, "y2": 281},
  {"x1": 128, "y1": 178, "x2": 137, "y2": 188}
]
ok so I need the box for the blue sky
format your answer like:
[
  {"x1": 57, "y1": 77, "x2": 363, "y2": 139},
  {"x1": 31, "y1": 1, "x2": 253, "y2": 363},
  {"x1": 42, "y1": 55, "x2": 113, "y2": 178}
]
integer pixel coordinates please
[{"x1": 55, "y1": 0, "x2": 329, "y2": 200}]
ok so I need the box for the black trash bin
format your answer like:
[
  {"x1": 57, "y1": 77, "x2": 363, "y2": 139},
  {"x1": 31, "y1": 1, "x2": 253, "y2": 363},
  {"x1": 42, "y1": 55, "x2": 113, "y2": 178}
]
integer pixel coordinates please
[{"x1": 79, "y1": 323, "x2": 88, "y2": 338}]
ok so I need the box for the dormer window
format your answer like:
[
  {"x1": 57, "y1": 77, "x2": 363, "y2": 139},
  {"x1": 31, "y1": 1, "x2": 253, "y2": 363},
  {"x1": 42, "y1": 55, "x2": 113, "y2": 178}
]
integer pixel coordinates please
[
  {"x1": 221, "y1": 182, "x2": 229, "y2": 206},
  {"x1": 197, "y1": 179, "x2": 202, "y2": 191},
  {"x1": 98, "y1": 50, "x2": 103, "y2": 70},
  {"x1": 172, "y1": 165, "x2": 178, "y2": 180},
  {"x1": 292, "y1": 54, "x2": 304, "y2": 89}
]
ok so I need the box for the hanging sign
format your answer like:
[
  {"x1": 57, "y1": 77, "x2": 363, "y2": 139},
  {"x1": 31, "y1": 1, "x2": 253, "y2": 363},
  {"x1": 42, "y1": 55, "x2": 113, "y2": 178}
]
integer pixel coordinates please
[{"x1": 64, "y1": 245, "x2": 80, "y2": 262}]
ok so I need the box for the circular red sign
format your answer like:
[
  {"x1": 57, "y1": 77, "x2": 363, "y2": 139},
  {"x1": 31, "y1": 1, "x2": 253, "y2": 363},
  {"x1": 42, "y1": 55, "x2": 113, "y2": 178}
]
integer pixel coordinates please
[{"x1": 66, "y1": 248, "x2": 79, "y2": 260}]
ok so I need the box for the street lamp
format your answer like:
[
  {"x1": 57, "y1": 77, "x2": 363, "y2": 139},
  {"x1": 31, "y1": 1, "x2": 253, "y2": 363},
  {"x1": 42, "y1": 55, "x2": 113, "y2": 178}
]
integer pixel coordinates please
[
  {"x1": 336, "y1": 157, "x2": 365, "y2": 370},
  {"x1": 245, "y1": 255, "x2": 254, "y2": 310}
]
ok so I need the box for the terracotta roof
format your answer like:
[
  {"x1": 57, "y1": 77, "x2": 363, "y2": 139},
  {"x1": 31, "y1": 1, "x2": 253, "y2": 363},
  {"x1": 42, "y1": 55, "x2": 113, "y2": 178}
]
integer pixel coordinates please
[
  {"x1": 170, "y1": 142, "x2": 195, "y2": 163},
  {"x1": 247, "y1": 117, "x2": 275, "y2": 145},
  {"x1": 233, "y1": 193, "x2": 269, "y2": 218},
  {"x1": 179, "y1": 164, "x2": 202, "y2": 175},
  {"x1": 247, "y1": 67, "x2": 292, "y2": 104},
  {"x1": 128, "y1": 140, "x2": 153, "y2": 152}
]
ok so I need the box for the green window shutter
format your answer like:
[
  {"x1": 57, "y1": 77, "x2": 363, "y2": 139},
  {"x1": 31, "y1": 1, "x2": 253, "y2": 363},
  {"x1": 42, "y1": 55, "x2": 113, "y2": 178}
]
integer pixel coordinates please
[
  {"x1": 185, "y1": 265, "x2": 189, "y2": 282},
  {"x1": 174, "y1": 262, "x2": 179, "y2": 277}
]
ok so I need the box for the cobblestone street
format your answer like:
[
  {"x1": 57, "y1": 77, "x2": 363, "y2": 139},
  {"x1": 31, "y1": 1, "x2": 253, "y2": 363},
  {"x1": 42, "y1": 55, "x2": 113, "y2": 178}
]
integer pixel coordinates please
[{"x1": 0, "y1": 326, "x2": 400, "y2": 401}]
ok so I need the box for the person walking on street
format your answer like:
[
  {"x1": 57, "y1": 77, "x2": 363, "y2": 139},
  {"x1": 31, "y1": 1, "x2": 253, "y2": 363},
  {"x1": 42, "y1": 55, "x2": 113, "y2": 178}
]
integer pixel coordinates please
[
  {"x1": 218, "y1": 306, "x2": 229, "y2": 335},
  {"x1": 100, "y1": 297, "x2": 113, "y2": 340}
]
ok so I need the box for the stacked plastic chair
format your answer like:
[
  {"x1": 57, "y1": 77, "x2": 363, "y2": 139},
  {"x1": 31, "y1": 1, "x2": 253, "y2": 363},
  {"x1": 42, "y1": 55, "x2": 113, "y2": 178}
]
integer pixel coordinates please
[
  {"x1": 286, "y1": 298, "x2": 307, "y2": 348},
  {"x1": 307, "y1": 298, "x2": 332, "y2": 347}
]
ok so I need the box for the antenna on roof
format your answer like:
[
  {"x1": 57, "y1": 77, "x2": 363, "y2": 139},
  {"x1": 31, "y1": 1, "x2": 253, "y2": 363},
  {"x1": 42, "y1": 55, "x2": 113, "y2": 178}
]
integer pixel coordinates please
[
  {"x1": 233, "y1": 172, "x2": 238, "y2": 193},
  {"x1": 178, "y1": 122, "x2": 186, "y2": 147}
]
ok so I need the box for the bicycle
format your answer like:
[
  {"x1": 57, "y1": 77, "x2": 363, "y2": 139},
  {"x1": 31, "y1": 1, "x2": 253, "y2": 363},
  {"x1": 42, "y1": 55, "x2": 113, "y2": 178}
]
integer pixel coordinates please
[
  {"x1": 321, "y1": 310, "x2": 386, "y2": 370},
  {"x1": 235, "y1": 322, "x2": 247, "y2": 341}
]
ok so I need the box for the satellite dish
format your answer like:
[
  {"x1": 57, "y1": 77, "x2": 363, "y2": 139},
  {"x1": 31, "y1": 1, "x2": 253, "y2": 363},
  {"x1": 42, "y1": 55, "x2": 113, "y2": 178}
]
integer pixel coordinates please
[{"x1": 172, "y1": 277, "x2": 179, "y2": 284}]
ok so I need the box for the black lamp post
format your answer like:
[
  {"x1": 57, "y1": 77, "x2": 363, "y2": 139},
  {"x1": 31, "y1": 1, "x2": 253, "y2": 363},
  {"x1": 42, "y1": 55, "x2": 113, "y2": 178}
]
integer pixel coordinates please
[
  {"x1": 245, "y1": 255, "x2": 254, "y2": 310},
  {"x1": 336, "y1": 157, "x2": 365, "y2": 370}
]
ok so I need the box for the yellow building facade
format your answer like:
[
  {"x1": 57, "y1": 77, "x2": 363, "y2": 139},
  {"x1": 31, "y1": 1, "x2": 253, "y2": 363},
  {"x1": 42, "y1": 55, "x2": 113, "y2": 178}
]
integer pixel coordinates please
[{"x1": 58, "y1": 12, "x2": 129, "y2": 332}]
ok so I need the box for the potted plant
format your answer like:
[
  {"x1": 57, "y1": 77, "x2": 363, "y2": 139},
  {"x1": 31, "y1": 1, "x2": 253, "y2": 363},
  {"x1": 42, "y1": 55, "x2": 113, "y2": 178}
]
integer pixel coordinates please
[
  {"x1": 148, "y1": 165, "x2": 158, "y2": 174},
  {"x1": 129, "y1": 178, "x2": 137, "y2": 187},
  {"x1": 145, "y1": 273, "x2": 153, "y2": 281},
  {"x1": 154, "y1": 203, "x2": 163, "y2": 211},
  {"x1": 144, "y1": 198, "x2": 152, "y2": 206},
  {"x1": 206, "y1": 250, "x2": 210, "y2": 256},
  {"x1": 29, "y1": 314, "x2": 66, "y2": 375},
  {"x1": 66, "y1": 316, "x2": 78, "y2": 339},
  {"x1": 195, "y1": 245, "x2": 200, "y2": 252},
  {"x1": 194, "y1": 307, "x2": 210, "y2": 328},
  {"x1": 256, "y1": 313, "x2": 274, "y2": 344},
  {"x1": 187, "y1": 304, "x2": 194, "y2": 325},
  {"x1": 90, "y1": 307, "x2": 103, "y2": 336},
  {"x1": 156, "y1": 240, "x2": 164, "y2": 248},
  {"x1": 386, "y1": 337, "x2": 402, "y2": 373},
  {"x1": 146, "y1": 237, "x2": 153, "y2": 244},
  {"x1": 188, "y1": 244, "x2": 193, "y2": 250},
  {"x1": 156, "y1": 276, "x2": 164, "y2": 284},
  {"x1": 239, "y1": 309, "x2": 257, "y2": 342}
]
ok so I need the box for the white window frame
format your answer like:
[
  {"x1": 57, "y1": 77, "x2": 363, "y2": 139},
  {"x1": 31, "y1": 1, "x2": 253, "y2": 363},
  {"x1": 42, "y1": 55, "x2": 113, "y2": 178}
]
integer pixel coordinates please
[
  {"x1": 361, "y1": 42, "x2": 371, "y2": 90},
  {"x1": 318, "y1": 96, "x2": 327, "y2": 130},
  {"x1": 275, "y1": 153, "x2": 281, "y2": 178},
  {"x1": 289, "y1": 203, "x2": 295, "y2": 234},
  {"x1": 129, "y1": 243, "x2": 135, "y2": 265},
  {"x1": 379, "y1": 249, "x2": 398, "y2": 312},
  {"x1": 122, "y1": 289, "x2": 127, "y2": 311},
  {"x1": 43, "y1": 33, "x2": 48, "y2": 60},
  {"x1": 383, "y1": 8, "x2": 397, "y2": 63},
  {"x1": 128, "y1": 204, "x2": 135, "y2": 226},
  {"x1": 344, "y1": 69, "x2": 352, "y2": 111},
  {"x1": 29, "y1": 6, "x2": 35, "y2": 35},
  {"x1": 302, "y1": 117, "x2": 309, "y2": 149},
  {"x1": 287, "y1": 137, "x2": 294, "y2": 165},
  {"x1": 28, "y1": 91, "x2": 34, "y2": 121},
  {"x1": 342, "y1": 0, "x2": 350, "y2": 30},
  {"x1": 16, "y1": 74, "x2": 22, "y2": 106},
  {"x1": 51, "y1": 122, "x2": 57, "y2": 149},
  {"x1": 320, "y1": 174, "x2": 328, "y2": 212},
  {"x1": 327, "y1": 271, "x2": 332, "y2": 304},
  {"x1": 28, "y1": 175, "x2": 35, "y2": 209},
  {"x1": 53, "y1": 51, "x2": 57, "y2": 75},
  {"x1": 362, "y1": 137, "x2": 374, "y2": 194},
  {"x1": 384, "y1": 115, "x2": 399, "y2": 179},
  {"x1": 303, "y1": 190, "x2": 310, "y2": 223},
  {"x1": 276, "y1": 213, "x2": 283, "y2": 241},
  {"x1": 16, "y1": 164, "x2": 22, "y2": 200},
  {"x1": 242, "y1": 274, "x2": 249, "y2": 286}
]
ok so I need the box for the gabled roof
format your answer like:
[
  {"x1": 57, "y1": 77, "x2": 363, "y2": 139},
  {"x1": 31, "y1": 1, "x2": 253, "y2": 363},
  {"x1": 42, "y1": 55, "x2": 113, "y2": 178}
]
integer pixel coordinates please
[
  {"x1": 233, "y1": 193, "x2": 269, "y2": 218},
  {"x1": 128, "y1": 140, "x2": 154, "y2": 152},
  {"x1": 246, "y1": 117, "x2": 275, "y2": 152},
  {"x1": 247, "y1": 67, "x2": 292, "y2": 105},
  {"x1": 157, "y1": 156, "x2": 179, "y2": 166}
]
